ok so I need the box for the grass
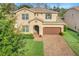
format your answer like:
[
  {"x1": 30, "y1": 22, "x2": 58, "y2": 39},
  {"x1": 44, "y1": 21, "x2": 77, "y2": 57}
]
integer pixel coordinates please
[
  {"x1": 67, "y1": 29, "x2": 79, "y2": 40},
  {"x1": 18, "y1": 34, "x2": 44, "y2": 56},
  {"x1": 63, "y1": 29, "x2": 79, "y2": 55},
  {"x1": 24, "y1": 39, "x2": 44, "y2": 56},
  {"x1": 21, "y1": 39, "x2": 44, "y2": 56}
]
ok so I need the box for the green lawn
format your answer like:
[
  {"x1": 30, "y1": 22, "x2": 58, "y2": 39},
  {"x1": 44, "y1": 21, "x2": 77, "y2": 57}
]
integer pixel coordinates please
[
  {"x1": 24, "y1": 39, "x2": 44, "y2": 56},
  {"x1": 63, "y1": 30, "x2": 79, "y2": 55},
  {"x1": 18, "y1": 34, "x2": 44, "y2": 56},
  {"x1": 67, "y1": 30, "x2": 79, "y2": 39}
]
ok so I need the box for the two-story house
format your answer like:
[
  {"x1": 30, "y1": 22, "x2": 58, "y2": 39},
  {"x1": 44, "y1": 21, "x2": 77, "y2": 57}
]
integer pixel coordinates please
[
  {"x1": 64, "y1": 7, "x2": 79, "y2": 32},
  {"x1": 15, "y1": 7, "x2": 65, "y2": 36}
]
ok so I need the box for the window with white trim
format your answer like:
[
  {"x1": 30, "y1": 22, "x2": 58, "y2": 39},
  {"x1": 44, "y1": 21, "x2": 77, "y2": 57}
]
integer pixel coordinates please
[
  {"x1": 34, "y1": 13, "x2": 38, "y2": 16},
  {"x1": 22, "y1": 14, "x2": 29, "y2": 20},
  {"x1": 22, "y1": 26, "x2": 29, "y2": 32},
  {"x1": 45, "y1": 14, "x2": 52, "y2": 19}
]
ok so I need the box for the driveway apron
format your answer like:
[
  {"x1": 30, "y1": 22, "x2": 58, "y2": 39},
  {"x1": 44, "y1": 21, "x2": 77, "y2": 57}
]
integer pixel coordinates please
[{"x1": 43, "y1": 35, "x2": 75, "y2": 56}]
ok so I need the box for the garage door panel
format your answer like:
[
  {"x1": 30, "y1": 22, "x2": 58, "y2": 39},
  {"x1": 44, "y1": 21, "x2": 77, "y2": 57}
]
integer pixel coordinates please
[{"x1": 43, "y1": 27, "x2": 61, "y2": 34}]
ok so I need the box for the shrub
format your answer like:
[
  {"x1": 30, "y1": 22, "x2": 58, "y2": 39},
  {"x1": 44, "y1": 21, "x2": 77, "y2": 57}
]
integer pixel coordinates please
[
  {"x1": 20, "y1": 34, "x2": 34, "y2": 39},
  {"x1": 64, "y1": 25, "x2": 68, "y2": 32},
  {"x1": 59, "y1": 32, "x2": 64, "y2": 36},
  {"x1": 0, "y1": 19, "x2": 27, "y2": 56},
  {"x1": 77, "y1": 32, "x2": 79, "y2": 36}
]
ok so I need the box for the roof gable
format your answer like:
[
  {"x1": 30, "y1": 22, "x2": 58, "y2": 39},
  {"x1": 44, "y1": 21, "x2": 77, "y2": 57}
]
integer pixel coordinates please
[
  {"x1": 15, "y1": 7, "x2": 58, "y2": 14},
  {"x1": 15, "y1": 7, "x2": 33, "y2": 13}
]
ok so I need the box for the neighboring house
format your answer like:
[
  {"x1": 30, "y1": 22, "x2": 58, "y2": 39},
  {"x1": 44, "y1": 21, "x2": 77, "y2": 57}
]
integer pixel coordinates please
[
  {"x1": 64, "y1": 7, "x2": 79, "y2": 32},
  {"x1": 15, "y1": 7, "x2": 65, "y2": 36}
]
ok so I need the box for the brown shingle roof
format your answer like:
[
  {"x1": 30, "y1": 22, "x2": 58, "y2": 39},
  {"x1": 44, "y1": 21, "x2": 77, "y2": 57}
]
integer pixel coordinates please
[
  {"x1": 15, "y1": 7, "x2": 33, "y2": 13},
  {"x1": 30, "y1": 8, "x2": 58, "y2": 14},
  {"x1": 70, "y1": 6, "x2": 79, "y2": 11},
  {"x1": 15, "y1": 7, "x2": 58, "y2": 14}
]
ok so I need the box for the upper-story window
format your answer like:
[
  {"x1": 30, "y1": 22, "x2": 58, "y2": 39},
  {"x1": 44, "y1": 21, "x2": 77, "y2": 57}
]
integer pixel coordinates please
[
  {"x1": 45, "y1": 14, "x2": 52, "y2": 19},
  {"x1": 34, "y1": 13, "x2": 38, "y2": 16},
  {"x1": 22, "y1": 14, "x2": 29, "y2": 20}
]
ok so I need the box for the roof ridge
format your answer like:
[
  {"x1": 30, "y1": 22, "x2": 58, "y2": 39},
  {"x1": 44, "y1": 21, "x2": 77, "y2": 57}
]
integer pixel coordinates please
[{"x1": 15, "y1": 7, "x2": 58, "y2": 14}]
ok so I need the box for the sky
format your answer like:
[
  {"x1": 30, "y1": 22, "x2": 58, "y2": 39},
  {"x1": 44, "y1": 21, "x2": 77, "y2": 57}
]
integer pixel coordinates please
[
  {"x1": 16, "y1": 3, "x2": 79, "y2": 9},
  {"x1": 48, "y1": 3, "x2": 79, "y2": 9}
]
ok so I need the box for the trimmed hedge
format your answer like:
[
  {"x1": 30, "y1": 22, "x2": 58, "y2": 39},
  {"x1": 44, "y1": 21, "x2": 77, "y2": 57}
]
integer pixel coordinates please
[{"x1": 19, "y1": 34, "x2": 34, "y2": 39}]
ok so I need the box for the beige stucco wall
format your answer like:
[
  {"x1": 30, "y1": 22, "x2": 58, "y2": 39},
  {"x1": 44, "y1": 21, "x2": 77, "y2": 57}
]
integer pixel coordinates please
[
  {"x1": 29, "y1": 20, "x2": 64, "y2": 35},
  {"x1": 15, "y1": 8, "x2": 64, "y2": 35},
  {"x1": 16, "y1": 9, "x2": 58, "y2": 23},
  {"x1": 15, "y1": 9, "x2": 34, "y2": 26},
  {"x1": 34, "y1": 13, "x2": 58, "y2": 21},
  {"x1": 29, "y1": 20, "x2": 43, "y2": 35},
  {"x1": 64, "y1": 9, "x2": 79, "y2": 32}
]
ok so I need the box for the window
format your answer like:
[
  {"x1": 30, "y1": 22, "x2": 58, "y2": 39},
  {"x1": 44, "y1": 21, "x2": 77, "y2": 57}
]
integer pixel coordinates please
[
  {"x1": 34, "y1": 13, "x2": 38, "y2": 16},
  {"x1": 45, "y1": 14, "x2": 52, "y2": 19},
  {"x1": 22, "y1": 26, "x2": 29, "y2": 32},
  {"x1": 22, "y1": 14, "x2": 29, "y2": 20}
]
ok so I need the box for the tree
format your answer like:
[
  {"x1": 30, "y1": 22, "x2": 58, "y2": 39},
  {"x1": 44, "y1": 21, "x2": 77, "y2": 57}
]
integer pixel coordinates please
[
  {"x1": 0, "y1": 3, "x2": 16, "y2": 14},
  {"x1": 52, "y1": 5, "x2": 67, "y2": 18},
  {"x1": 0, "y1": 3, "x2": 16, "y2": 19},
  {"x1": 58, "y1": 8, "x2": 67, "y2": 18},
  {"x1": 0, "y1": 17, "x2": 27, "y2": 56},
  {"x1": 53, "y1": 6, "x2": 57, "y2": 11},
  {"x1": 0, "y1": 3, "x2": 26, "y2": 56},
  {"x1": 18, "y1": 4, "x2": 33, "y2": 9},
  {"x1": 53, "y1": 6, "x2": 60, "y2": 12}
]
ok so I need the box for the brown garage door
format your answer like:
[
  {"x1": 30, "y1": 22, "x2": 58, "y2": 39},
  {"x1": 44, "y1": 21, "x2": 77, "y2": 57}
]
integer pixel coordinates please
[{"x1": 43, "y1": 27, "x2": 61, "y2": 34}]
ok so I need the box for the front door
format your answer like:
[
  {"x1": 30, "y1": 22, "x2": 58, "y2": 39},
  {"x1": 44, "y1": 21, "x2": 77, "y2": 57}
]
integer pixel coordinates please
[{"x1": 34, "y1": 25, "x2": 39, "y2": 34}]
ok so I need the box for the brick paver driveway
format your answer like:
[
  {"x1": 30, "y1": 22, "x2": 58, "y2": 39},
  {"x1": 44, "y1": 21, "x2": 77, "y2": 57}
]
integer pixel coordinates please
[
  {"x1": 34, "y1": 34, "x2": 75, "y2": 56},
  {"x1": 42, "y1": 35, "x2": 75, "y2": 56}
]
